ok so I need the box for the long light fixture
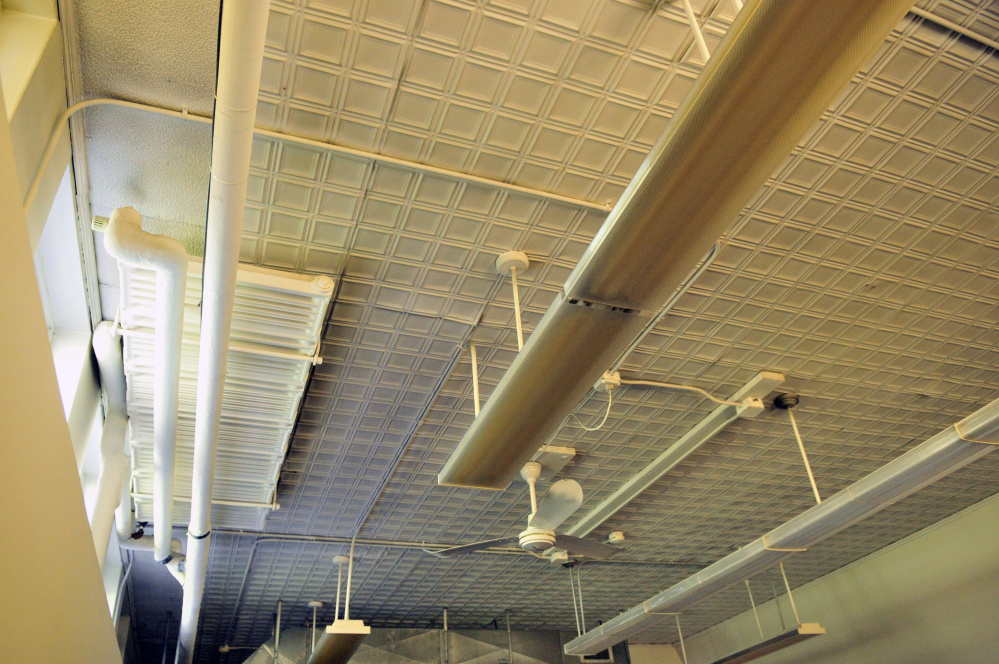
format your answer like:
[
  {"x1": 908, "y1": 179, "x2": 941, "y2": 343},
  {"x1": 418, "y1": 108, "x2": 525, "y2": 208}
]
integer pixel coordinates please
[
  {"x1": 563, "y1": 395, "x2": 999, "y2": 655},
  {"x1": 565, "y1": 372, "x2": 784, "y2": 538},
  {"x1": 709, "y1": 624, "x2": 825, "y2": 664},
  {"x1": 438, "y1": 0, "x2": 914, "y2": 490}
]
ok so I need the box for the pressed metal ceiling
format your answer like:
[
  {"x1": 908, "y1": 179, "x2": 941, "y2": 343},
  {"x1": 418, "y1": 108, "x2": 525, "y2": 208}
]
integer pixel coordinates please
[{"x1": 68, "y1": 0, "x2": 999, "y2": 662}]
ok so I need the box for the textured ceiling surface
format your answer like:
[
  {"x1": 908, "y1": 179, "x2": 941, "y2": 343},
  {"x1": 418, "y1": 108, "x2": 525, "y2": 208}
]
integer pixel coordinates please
[{"x1": 66, "y1": 0, "x2": 999, "y2": 662}]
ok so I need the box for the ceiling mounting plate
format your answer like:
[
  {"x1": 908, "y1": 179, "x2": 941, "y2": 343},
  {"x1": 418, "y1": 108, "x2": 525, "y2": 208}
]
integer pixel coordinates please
[
  {"x1": 496, "y1": 250, "x2": 530, "y2": 276},
  {"x1": 534, "y1": 446, "x2": 576, "y2": 481}
]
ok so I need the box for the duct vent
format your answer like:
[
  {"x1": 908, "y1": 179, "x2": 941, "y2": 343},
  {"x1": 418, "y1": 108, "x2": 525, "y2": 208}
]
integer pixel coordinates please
[{"x1": 119, "y1": 259, "x2": 333, "y2": 529}]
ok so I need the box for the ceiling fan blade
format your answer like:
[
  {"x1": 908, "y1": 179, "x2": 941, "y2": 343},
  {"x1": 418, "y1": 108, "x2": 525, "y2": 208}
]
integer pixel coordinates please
[
  {"x1": 424, "y1": 536, "x2": 519, "y2": 558},
  {"x1": 530, "y1": 479, "x2": 583, "y2": 531},
  {"x1": 554, "y1": 535, "x2": 620, "y2": 561}
]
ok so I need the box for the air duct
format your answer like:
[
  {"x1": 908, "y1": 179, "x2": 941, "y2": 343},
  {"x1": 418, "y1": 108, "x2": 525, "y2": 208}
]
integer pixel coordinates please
[
  {"x1": 90, "y1": 321, "x2": 130, "y2": 569},
  {"x1": 563, "y1": 395, "x2": 999, "y2": 655},
  {"x1": 175, "y1": 0, "x2": 270, "y2": 661},
  {"x1": 102, "y1": 207, "x2": 187, "y2": 563},
  {"x1": 438, "y1": 0, "x2": 915, "y2": 490}
]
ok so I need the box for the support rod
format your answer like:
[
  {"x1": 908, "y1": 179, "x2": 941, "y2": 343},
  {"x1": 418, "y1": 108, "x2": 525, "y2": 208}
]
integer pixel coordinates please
[
  {"x1": 681, "y1": 0, "x2": 711, "y2": 62},
  {"x1": 470, "y1": 344, "x2": 480, "y2": 416},
  {"x1": 511, "y1": 267, "x2": 524, "y2": 351},
  {"x1": 788, "y1": 408, "x2": 822, "y2": 504},
  {"x1": 779, "y1": 562, "x2": 801, "y2": 626},
  {"x1": 745, "y1": 579, "x2": 764, "y2": 639}
]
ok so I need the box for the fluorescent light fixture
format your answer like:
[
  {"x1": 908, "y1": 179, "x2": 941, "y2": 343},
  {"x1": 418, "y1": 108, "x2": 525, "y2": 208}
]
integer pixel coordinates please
[
  {"x1": 564, "y1": 396, "x2": 999, "y2": 656},
  {"x1": 566, "y1": 372, "x2": 784, "y2": 538},
  {"x1": 709, "y1": 623, "x2": 825, "y2": 664},
  {"x1": 438, "y1": 0, "x2": 913, "y2": 490},
  {"x1": 305, "y1": 620, "x2": 371, "y2": 664}
]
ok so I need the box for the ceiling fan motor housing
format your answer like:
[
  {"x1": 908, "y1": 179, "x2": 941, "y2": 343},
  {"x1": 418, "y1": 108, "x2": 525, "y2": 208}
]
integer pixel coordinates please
[{"x1": 519, "y1": 527, "x2": 557, "y2": 551}]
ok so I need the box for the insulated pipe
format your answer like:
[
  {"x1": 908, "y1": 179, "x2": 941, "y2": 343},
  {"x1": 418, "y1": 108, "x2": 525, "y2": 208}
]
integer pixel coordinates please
[
  {"x1": 90, "y1": 321, "x2": 130, "y2": 569},
  {"x1": 104, "y1": 207, "x2": 187, "y2": 563},
  {"x1": 176, "y1": 2, "x2": 270, "y2": 662},
  {"x1": 438, "y1": 0, "x2": 915, "y2": 491}
]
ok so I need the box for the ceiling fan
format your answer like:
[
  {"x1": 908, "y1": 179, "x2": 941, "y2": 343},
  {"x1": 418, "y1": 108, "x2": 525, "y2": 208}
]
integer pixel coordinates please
[{"x1": 426, "y1": 462, "x2": 620, "y2": 560}]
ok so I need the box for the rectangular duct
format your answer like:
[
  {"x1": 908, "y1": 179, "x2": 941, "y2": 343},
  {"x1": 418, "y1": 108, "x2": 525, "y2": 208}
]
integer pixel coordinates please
[
  {"x1": 119, "y1": 259, "x2": 333, "y2": 529},
  {"x1": 563, "y1": 396, "x2": 999, "y2": 655},
  {"x1": 437, "y1": 0, "x2": 915, "y2": 490}
]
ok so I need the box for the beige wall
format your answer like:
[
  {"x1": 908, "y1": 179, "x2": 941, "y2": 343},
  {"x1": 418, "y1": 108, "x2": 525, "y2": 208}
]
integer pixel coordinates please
[
  {"x1": 0, "y1": 68, "x2": 121, "y2": 663},
  {"x1": 681, "y1": 491, "x2": 999, "y2": 664},
  {"x1": 629, "y1": 643, "x2": 684, "y2": 664}
]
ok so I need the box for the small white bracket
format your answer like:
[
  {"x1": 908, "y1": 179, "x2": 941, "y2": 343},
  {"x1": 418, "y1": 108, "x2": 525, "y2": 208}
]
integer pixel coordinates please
[{"x1": 736, "y1": 397, "x2": 765, "y2": 419}]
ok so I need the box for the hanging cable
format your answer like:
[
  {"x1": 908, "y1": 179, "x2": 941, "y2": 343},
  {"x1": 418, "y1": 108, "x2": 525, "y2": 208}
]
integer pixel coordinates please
[
  {"x1": 570, "y1": 389, "x2": 614, "y2": 432},
  {"x1": 618, "y1": 378, "x2": 743, "y2": 407}
]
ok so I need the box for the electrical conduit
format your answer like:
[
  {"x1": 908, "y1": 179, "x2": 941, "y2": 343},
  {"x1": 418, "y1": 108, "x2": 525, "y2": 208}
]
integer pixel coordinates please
[
  {"x1": 175, "y1": 1, "x2": 270, "y2": 662},
  {"x1": 103, "y1": 207, "x2": 187, "y2": 565}
]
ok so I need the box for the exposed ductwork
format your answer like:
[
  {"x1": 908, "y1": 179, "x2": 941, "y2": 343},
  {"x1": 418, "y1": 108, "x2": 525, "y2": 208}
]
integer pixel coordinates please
[
  {"x1": 102, "y1": 207, "x2": 187, "y2": 563},
  {"x1": 89, "y1": 321, "x2": 130, "y2": 569},
  {"x1": 176, "y1": 0, "x2": 271, "y2": 661},
  {"x1": 438, "y1": 0, "x2": 916, "y2": 491},
  {"x1": 564, "y1": 395, "x2": 999, "y2": 655}
]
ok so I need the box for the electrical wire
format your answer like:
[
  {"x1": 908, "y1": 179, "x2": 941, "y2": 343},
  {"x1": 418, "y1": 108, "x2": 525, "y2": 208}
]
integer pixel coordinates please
[
  {"x1": 570, "y1": 389, "x2": 614, "y2": 431},
  {"x1": 618, "y1": 379, "x2": 743, "y2": 407}
]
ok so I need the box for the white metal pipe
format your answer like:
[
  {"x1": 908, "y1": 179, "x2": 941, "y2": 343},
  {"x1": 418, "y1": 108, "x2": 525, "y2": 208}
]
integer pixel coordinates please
[
  {"x1": 177, "y1": 2, "x2": 270, "y2": 662},
  {"x1": 91, "y1": 322, "x2": 130, "y2": 569},
  {"x1": 24, "y1": 99, "x2": 607, "y2": 219},
  {"x1": 116, "y1": 467, "x2": 134, "y2": 540},
  {"x1": 104, "y1": 208, "x2": 187, "y2": 563}
]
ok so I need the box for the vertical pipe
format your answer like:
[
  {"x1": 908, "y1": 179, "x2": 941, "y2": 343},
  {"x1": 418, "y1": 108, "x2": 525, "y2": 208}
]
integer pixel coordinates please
[
  {"x1": 345, "y1": 538, "x2": 356, "y2": 620},
  {"x1": 92, "y1": 321, "x2": 130, "y2": 568},
  {"x1": 442, "y1": 607, "x2": 449, "y2": 664},
  {"x1": 510, "y1": 268, "x2": 524, "y2": 351},
  {"x1": 102, "y1": 209, "x2": 187, "y2": 564},
  {"x1": 505, "y1": 610, "x2": 514, "y2": 664},
  {"x1": 311, "y1": 605, "x2": 317, "y2": 654},
  {"x1": 470, "y1": 344, "x2": 480, "y2": 416},
  {"x1": 176, "y1": 2, "x2": 270, "y2": 661},
  {"x1": 336, "y1": 564, "x2": 343, "y2": 621},
  {"x1": 576, "y1": 566, "x2": 586, "y2": 635},
  {"x1": 274, "y1": 601, "x2": 282, "y2": 664},
  {"x1": 788, "y1": 409, "x2": 822, "y2": 504}
]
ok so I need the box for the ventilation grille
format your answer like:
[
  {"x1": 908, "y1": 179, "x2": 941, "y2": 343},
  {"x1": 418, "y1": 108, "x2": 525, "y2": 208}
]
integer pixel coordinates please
[{"x1": 120, "y1": 259, "x2": 333, "y2": 530}]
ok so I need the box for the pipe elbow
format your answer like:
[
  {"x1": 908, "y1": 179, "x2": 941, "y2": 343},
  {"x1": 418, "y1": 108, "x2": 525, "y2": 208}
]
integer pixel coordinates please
[{"x1": 104, "y1": 206, "x2": 188, "y2": 275}]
